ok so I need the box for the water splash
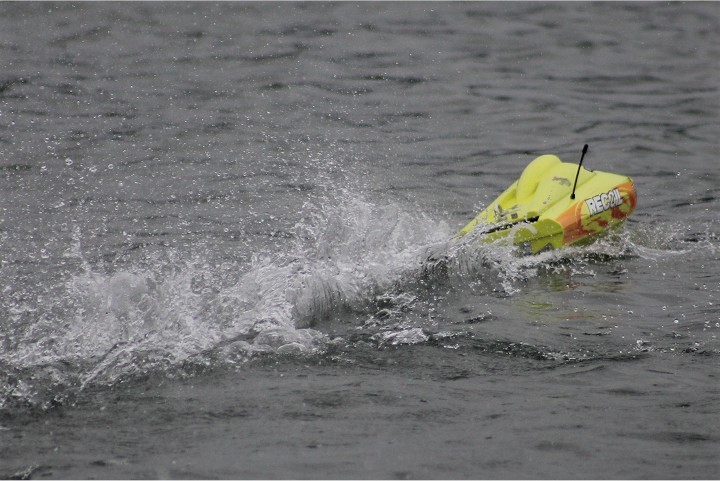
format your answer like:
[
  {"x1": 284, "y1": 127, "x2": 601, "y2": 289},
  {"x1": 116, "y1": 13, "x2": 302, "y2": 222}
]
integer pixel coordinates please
[{"x1": 0, "y1": 190, "x2": 453, "y2": 409}]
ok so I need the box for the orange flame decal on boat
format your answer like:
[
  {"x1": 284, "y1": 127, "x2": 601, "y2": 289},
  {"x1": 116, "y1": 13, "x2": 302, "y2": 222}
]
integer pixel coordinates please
[{"x1": 556, "y1": 181, "x2": 636, "y2": 245}]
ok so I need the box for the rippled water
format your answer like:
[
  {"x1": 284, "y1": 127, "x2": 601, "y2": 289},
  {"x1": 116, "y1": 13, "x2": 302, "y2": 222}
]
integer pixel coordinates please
[{"x1": 1, "y1": 2, "x2": 719, "y2": 478}]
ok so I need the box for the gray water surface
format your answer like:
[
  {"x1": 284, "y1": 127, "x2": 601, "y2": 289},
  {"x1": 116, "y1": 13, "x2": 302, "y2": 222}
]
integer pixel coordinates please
[{"x1": 1, "y1": 2, "x2": 719, "y2": 479}]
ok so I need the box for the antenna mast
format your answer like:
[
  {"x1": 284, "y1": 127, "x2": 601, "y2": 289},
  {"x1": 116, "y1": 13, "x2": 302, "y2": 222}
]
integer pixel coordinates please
[{"x1": 570, "y1": 144, "x2": 589, "y2": 200}]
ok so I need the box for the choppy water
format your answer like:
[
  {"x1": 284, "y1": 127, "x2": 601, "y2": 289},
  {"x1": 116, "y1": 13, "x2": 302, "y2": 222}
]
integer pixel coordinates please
[{"x1": 1, "y1": 2, "x2": 719, "y2": 479}]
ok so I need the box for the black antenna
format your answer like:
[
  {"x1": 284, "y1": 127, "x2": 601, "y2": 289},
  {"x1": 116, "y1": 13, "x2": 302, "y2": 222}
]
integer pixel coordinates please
[{"x1": 570, "y1": 144, "x2": 589, "y2": 200}]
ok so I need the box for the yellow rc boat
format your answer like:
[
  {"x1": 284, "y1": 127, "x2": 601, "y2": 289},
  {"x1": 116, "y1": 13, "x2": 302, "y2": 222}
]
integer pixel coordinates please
[{"x1": 456, "y1": 145, "x2": 637, "y2": 254}]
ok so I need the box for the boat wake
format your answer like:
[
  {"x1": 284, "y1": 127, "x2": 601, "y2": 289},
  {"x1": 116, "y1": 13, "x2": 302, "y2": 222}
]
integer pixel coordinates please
[{"x1": 0, "y1": 190, "x2": 451, "y2": 409}]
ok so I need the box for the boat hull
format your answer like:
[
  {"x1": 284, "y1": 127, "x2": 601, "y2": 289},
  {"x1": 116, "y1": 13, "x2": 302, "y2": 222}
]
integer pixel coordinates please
[{"x1": 456, "y1": 155, "x2": 637, "y2": 254}]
